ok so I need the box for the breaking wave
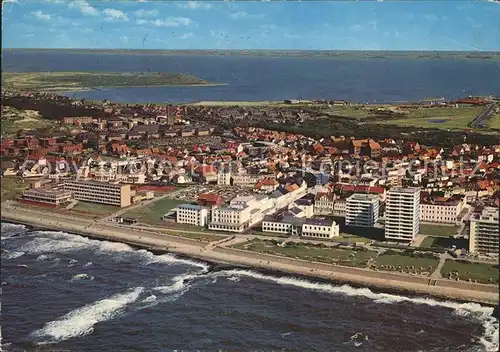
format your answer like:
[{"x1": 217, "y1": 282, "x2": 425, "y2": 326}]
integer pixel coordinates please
[
  {"x1": 1, "y1": 250, "x2": 25, "y2": 260},
  {"x1": 31, "y1": 287, "x2": 144, "y2": 343},
  {"x1": 212, "y1": 269, "x2": 499, "y2": 352},
  {"x1": 70, "y1": 273, "x2": 94, "y2": 281},
  {"x1": 0, "y1": 223, "x2": 27, "y2": 239}
]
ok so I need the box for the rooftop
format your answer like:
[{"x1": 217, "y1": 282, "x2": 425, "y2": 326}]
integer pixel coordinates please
[
  {"x1": 347, "y1": 193, "x2": 379, "y2": 202},
  {"x1": 388, "y1": 187, "x2": 420, "y2": 194}
]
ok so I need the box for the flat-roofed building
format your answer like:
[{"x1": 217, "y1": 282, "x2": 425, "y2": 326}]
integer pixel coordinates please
[
  {"x1": 346, "y1": 193, "x2": 380, "y2": 227},
  {"x1": 22, "y1": 188, "x2": 73, "y2": 206},
  {"x1": 385, "y1": 187, "x2": 420, "y2": 242},
  {"x1": 176, "y1": 204, "x2": 209, "y2": 227},
  {"x1": 469, "y1": 207, "x2": 499, "y2": 257},
  {"x1": 301, "y1": 218, "x2": 340, "y2": 239},
  {"x1": 209, "y1": 195, "x2": 275, "y2": 233},
  {"x1": 63, "y1": 179, "x2": 131, "y2": 207},
  {"x1": 262, "y1": 214, "x2": 304, "y2": 236}
]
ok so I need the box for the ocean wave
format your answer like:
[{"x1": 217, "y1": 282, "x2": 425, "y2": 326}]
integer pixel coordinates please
[
  {"x1": 1, "y1": 250, "x2": 25, "y2": 260},
  {"x1": 147, "y1": 252, "x2": 209, "y2": 272},
  {"x1": 30, "y1": 287, "x2": 144, "y2": 343},
  {"x1": 1, "y1": 223, "x2": 27, "y2": 239},
  {"x1": 212, "y1": 269, "x2": 499, "y2": 351},
  {"x1": 70, "y1": 273, "x2": 94, "y2": 281}
]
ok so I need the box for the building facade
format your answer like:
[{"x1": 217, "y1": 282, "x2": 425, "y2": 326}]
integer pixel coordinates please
[
  {"x1": 385, "y1": 187, "x2": 421, "y2": 242},
  {"x1": 63, "y1": 180, "x2": 131, "y2": 207},
  {"x1": 420, "y1": 196, "x2": 465, "y2": 224},
  {"x1": 313, "y1": 192, "x2": 335, "y2": 215},
  {"x1": 469, "y1": 207, "x2": 499, "y2": 257},
  {"x1": 346, "y1": 194, "x2": 380, "y2": 227},
  {"x1": 176, "y1": 204, "x2": 209, "y2": 227},
  {"x1": 301, "y1": 219, "x2": 340, "y2": 239},
  {"x1": 22, "y1": 188, "x2": 73, "y2": 206}
]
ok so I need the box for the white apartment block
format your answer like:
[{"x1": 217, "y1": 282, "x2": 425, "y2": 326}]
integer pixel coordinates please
[
  {"x1": 469, "y1": 207, "x2": 499, "y2": 257},
  {"x1": 333, "y1": 199, "x2": 346, "y2": 217},
  {"x1": 346, "y1": 194, "x2": 380, "y2": 227},
  {"x1": 209, "y1": 195, "x2": 275, "y2": 233},
  {"x1": 22, "y1": 188, "x2": 73, "y2": 206},
  {"x1": 385, "y1": 187, "x2": 421, "y2": 242},
  {"x1": 63, "y1": 180, "x2": 131, "y2": 207},
  {"x1": 176, "y1": 204, "x2": 209, "y2": 227},
  {"x1": 301, "y1": 219, "x2": 340, "y2": 239},
  {"x1": 420, "y1": 196, "x2": 465, "y2": 224},
  {"x1": 217, "y1": 172, "x2": 232, "y2": 186}
]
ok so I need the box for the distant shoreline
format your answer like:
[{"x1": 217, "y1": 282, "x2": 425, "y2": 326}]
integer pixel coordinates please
[
  {"x1": 4, "y1": 48, "x2": 500, "y2": 60},
  {"x1": 49, "y1": 83, "x2": 228, "y2": 93},
  {"x1": 2, "y1": 206, "x2": 498, "y2": 306}
]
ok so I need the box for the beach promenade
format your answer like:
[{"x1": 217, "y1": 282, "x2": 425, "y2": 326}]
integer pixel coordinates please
[{"x1": 2, "y1": 203, "x2": 498, "y2": 306}]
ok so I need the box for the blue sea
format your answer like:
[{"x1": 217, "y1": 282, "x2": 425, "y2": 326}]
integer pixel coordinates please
[
  {"x1": 2, "y1": 50, "x2": 500, "y2": 103},
  {"x1": 1, "y1": 223, "x2": 498, "y2": 351}
]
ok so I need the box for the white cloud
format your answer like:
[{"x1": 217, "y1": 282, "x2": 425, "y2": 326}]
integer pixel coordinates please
[
  {"x1": 135, "y1": 9, "x2": 159, "y2": 18},
  {"x1": 151, "y1": 17, "x2": 192, "y2": 27},
  {"x1": 177, "y1": 1, "x2": 213, "y2": 10},
  {"x1": 31, "y1": 10, "x2": 51, "y2": 21},
  {"x1": 181, "y1": 32, "x2": 194, "y2": 39},
  {"x1": 136, "y1": 19, "x2": 148, "y2": 25},
  {"x1": 3, "y1": 0, "x2": 19, "y2": 3},
  {"x1": 120, "y1": 35, "x2": 129, "y2": 43},
  {"x1": 68, "y1": 1, "x2": 98, "y2": 16},
  {"x1": 103, "y1": 8, "x2": 128, "y2": 21},
  {"x1": 230, "y1": 11, "x2": 264, "y2": 20}
]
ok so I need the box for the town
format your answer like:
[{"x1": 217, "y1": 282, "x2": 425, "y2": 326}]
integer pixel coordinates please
[{"x1": 1, "y1": 88, "x2": 499, "y2": 289}]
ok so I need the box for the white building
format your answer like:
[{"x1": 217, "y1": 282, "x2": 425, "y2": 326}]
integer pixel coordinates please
[
  {"x1": 301, "y1": 218, "x2": 340, "y2": 239},
  {"x1": 385, "y1": 187, "x2": 421, "y2": 242},
  {"x1": 232, "y1": 173, "x2": 261, "y2": 188},
  {"x1": 314, "y1": 192, "x2": 335, "y2": 215},
  {"x1": 346, "y1": 194, "x2": 380, "y2": 227},
  {"x1": 209, "y1": 195, "x2": 275, "y2": 232},
  {"x1": 333, "y1": 198, "x2": 347, "y2": 217},
  {"x1": 217, "y1": 171, "x2": 232, "y2": 186},
  {"x1": 469, "y1": 207, "x2": 499, "y2": 257},
  {"x1": 420, "y1": 196, "x2": 466, "y2": 224},
  {"x1": 63, "y1": 179, "x2": 131, "y2": 207},
  {"x1": 271, "y1": 181, "x2": 308, "y2": 210},
  {"x1": 176, "y1": 204, "x2": 209, "y2": 227},
  {"x1": 262, "y1": 215, "x2": 303, "y2": 236}
]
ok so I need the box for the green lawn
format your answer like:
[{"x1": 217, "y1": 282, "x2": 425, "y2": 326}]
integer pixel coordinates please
[
  {"x1": 233, "y1": 239, "x2": 377, "y2": 268},
  {"x1": 161, "y1": 230, "x2": 226, "y2": 243},
  {"x1": 419, "y1": 223, "x2": 458, "y2": 237},
  {"x1": 373, "y1": 107, "x2": 482, "y2": 130},
  {"x1": 488, "y1": 113, "x2": 500, "y2": 129},
  {"x1": 375, "y1": 252, "x2": 440, "y2": 273},
  {"x1": 441, "y1": 259, "x2": 499, "y2": 284},
  {"x1": 0, "y1": 177, "x2": 29, "y2": 201},
  {"x1": 324, "y1": 106, "x2": 374, "y2": 119},
  {"x1": 122, "y1": 198, "x2": 186, "y2": 225},
  {"x1": 70, "y1": 201, "x2": 120, "y2": 215}
]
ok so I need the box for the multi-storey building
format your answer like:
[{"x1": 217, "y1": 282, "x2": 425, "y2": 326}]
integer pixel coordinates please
[
  {"x1": 63, "y1": 180, "x2": 131, "y2": 207},
  {"x1": 209, "y1": 195, "x2": 275, "y2": 232},
  {"x1": 346, "y1": 194, "x2": 380, "y2": 227},
  {"x1": 469, "y1": 207, "x2": 499, "y2": 257},
  {"x1": 22, "y1": 188, "x2": 73, "y2": 206},
  {"x1": 176, "y1": 204, "x2": 209, "y2": 227},
  {"x1": 314, "y1": 192, "x2": 335, "y2": 215},
  {"x1": 385, "y1": 187, "x2": 421, "y2": 242},
  {"x1": 232, "y1": 173, "x2": 261, "y2": 188},
  {"x1": 420, "y1": 195, "x2": 466, "y2": 224},
  {"x1": 333, "y1": 198, "x2": 346, "y2": 217},
  {"x1": 301, "y1": 218, "x2": 340, "y2": 239}
]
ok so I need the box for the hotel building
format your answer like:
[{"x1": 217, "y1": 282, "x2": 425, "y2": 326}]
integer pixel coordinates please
[
  {"x1": 420, "y1": 195, "x2": 466, "y2": 224},
  {"x1": 63, "y1": 179, "x2": 131, "y2": 207},
  {"x1": 22, "y1": 188, "x2": 73, "y2": 206},
  {"x1": 176, "y1": 204, "x2": 209, "y2": 227},
  {"x1": 469, "y1": 207, "x2": 499, "y2": 257},
  {"x1": 301, "y1": 218, "x2": 340, "y2": 239},
  {"x1": 346, "y1": 194, "x2": 380, "y2": 227},
  {"x1": 385, "y1": 187, "x2": 421, "y2": 242}
]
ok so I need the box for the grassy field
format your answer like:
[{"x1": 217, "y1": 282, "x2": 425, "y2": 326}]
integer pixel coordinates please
[
  {"x1": 419, "y1": 223, "x2": 458, "y2": 237},
  {"x1": 441, "y1": 259, "x2": 499, "y2": 284},
  {"x1": 70, "y1": 201, "x2": 120, "y2": 215},
  {"x1": 488, "y1": 113, "x2": 500, "y2": 129},
  {"x1": 2, "y1": 72, "x2": 217, "y2": 92},
  {"x1": 324, "y1": 106, "x2": 375, "y2": 119},
  {"x1": 373, "y1": 107, "x2": 483, "y2": 130},
  {"x1": 374, "y1": 252, "x2": 440, "y2": 273},
  {"x1": 160, "y1": 230, "x2": 226, "y2": 242},
  {"x1": 0, "y1": 177, "x2": 29, "y2": 201},
  {"x1": 233, "y1": 239, "x2": 377, "y2": 268},
  {"x1": 334, "y1": 233, "x2": 371, "y2": 243},
  {"x1": 1, "y1": 107, "x2": 58, "y2": 137},
  {"x1": 122, "y1": 198, "x2": 186, "y2": 225},
  {"x1": 188, "y1": 100, "x2": 313, "y2": 107}
]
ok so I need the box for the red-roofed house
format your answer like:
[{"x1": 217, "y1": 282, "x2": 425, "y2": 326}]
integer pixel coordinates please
[{"x1": 197, "y1": 193, "x2": 222, "y2": 207}]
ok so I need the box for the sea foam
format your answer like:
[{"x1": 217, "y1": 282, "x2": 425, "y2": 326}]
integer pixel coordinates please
[{"x1": 31, "y1": 287, "x2": 144, "y2": 343}]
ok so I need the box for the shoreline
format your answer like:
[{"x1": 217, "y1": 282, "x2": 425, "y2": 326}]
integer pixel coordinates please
[{"x1": 2, "y1": 208, "x2": 498, "y2": 307}]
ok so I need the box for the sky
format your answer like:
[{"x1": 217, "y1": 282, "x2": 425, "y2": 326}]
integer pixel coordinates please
[{"x1": 2, "y1": 0, "x2": 500, "y2": 51}]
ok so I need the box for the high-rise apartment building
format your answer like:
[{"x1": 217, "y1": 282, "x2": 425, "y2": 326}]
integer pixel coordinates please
[
  {"x1": 469, "y1": 207, "x2": 499, "y2": 257},
  {"x1": 63, "y1": 180, "x2": 131, "y2": 207},
  {"x1": 346, "y1": 194, "x2": 380, "y2": 227},
  {"x1": 385, "y1": 187, "x2": 420, "y2": 241}
]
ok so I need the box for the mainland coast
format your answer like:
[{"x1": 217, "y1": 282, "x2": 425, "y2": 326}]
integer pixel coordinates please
[{"x1": 2, "y1": 205, "x2": 498, "y2": 306}]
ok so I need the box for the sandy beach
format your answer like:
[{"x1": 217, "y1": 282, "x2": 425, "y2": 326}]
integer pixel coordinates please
[{"x1": 2, "y1": 204, "x2": 498, "y2": 306}]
